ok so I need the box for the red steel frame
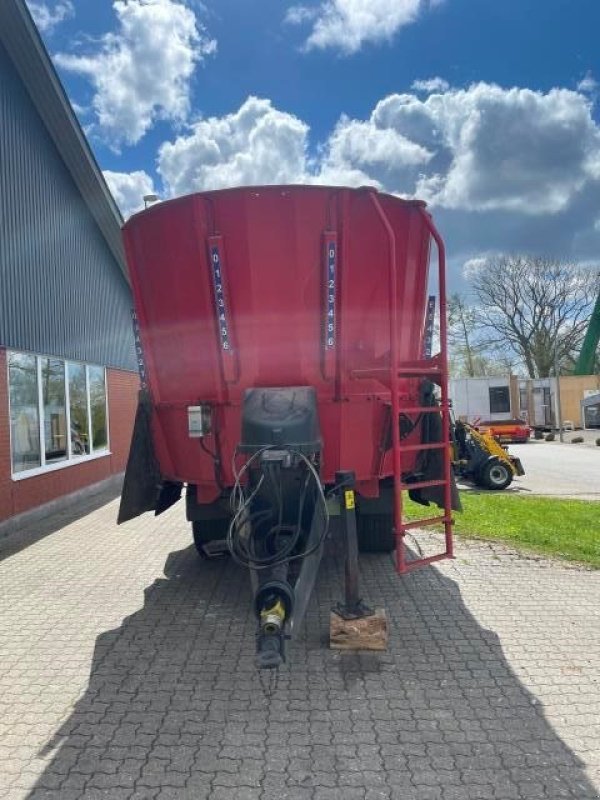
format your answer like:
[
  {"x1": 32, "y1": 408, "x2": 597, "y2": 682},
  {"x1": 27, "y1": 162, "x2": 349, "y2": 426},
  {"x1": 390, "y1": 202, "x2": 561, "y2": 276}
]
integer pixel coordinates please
[{"x1": 368, "y1": 191, "x2": 454, "y2": 574}]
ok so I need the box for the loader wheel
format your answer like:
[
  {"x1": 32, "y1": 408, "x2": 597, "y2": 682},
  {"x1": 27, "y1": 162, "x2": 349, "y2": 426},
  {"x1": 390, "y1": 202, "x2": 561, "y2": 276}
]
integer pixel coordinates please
[
  {"x1": 479, "y1": 459, "x2": 512, "y2": 490},
  {"x1": 357, "y1": 514, "x2": 395, "y2": 553}
]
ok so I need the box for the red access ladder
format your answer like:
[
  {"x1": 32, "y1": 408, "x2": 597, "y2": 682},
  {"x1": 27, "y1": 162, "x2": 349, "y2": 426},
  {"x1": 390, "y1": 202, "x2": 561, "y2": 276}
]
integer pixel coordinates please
[{"x1": 368, "y1": 192, "x2": 454, "y2": 575}]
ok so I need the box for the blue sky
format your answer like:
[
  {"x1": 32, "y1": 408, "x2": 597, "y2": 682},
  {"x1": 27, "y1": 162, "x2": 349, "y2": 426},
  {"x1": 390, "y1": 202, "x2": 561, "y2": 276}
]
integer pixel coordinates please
[{"x1": 27, "y1": 0, "x2": 600, "y2": 286}]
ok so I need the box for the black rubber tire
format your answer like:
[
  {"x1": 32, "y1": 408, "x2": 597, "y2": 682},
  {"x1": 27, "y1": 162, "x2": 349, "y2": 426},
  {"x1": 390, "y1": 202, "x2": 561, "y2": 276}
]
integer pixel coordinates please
[
  {"x1": 192, "y1": 518, "x2": 230, "y2": 556},
  {"x1": 479, "y1": 458, "x2": 512, "y2": 490},
  {"x1": 356, "y1": 513, "x2": 395, "y2": 553}
]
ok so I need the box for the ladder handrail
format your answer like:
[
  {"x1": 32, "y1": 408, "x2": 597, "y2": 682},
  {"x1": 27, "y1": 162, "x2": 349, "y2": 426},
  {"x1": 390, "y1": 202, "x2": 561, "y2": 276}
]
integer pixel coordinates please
[
  {"x1": 367, "y1": 191, "x2": 454, "y2": 573},
  {"x1": 367, "y1": 190, "x2": 403, "y2": 558},
  {"x1": 418, "y1": 208, "x2": 453, "y2": 562}
]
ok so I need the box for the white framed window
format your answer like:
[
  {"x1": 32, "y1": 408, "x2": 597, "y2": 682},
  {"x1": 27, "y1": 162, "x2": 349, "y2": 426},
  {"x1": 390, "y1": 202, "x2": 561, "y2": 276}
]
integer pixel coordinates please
[{"x1": 8, "y1": 350, "x2": 110, "y2": 479}]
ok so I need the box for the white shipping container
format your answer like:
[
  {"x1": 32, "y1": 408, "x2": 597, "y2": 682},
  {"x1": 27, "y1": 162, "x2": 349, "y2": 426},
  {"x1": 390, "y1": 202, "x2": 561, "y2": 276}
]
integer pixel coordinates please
[{"x1": 449, "y1": 377, "x2": 512, "y2": 423}]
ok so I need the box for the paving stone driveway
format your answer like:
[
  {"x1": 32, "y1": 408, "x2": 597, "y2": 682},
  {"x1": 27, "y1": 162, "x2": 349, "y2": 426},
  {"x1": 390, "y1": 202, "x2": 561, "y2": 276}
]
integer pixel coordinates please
[{"x1": 0, "y1": 494, "x2": 599, "y2": 800}]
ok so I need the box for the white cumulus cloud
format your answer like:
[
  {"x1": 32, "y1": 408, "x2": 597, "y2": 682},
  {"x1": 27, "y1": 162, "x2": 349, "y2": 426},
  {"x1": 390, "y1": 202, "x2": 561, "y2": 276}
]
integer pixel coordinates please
[
  {"x1": 104, "y1": 169, "x2": 156, "y2": 219},
  {"x1": 412, "y1": 77, "x2": 450, "y2": 93},
  {"x1": 158, "y1": 96, "x2": 310, "y2": 197},
  {"x1": 462, "y1": 256, "x2": 490, "y2": 280},
  {"x1": 286, "y1": 0, "x2": 428, "y2": 54},
  {"x1": 315, "y1": 83, "x2": 600, "y2": 215},
  {"x1": 316, "y1": 113, "x2": 433, "y2": 188},
  {"x1": 154, "y1": 84, "x2": 600, "y2": 218},
  {"x1": 27, "y1": 0, "x2": 73, "y2": 33},
  {"x1": 149, "y1": 83, "x2": 600, "y2": 267},
  {"x1": 577, "y1": 71, "x2": 598, "y2": 94},
  {"x1": 415, "y1": 84, "x2": 600, "y2": 213},
  {"x1": 156, "y1": 95, "x2": 439, "y2": 197},
  {"x1": 55, "y1": 0, "x2": 216, "y2": 148}
]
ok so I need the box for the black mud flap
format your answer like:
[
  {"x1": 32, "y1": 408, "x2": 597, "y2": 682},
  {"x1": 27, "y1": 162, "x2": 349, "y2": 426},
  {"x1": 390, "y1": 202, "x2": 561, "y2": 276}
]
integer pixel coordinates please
[
  {"x1": 117, "y1": 390, "x2": 182, "y2": 524},
  {"x1": 409, "y1": 382, "x2": 462, "y2": 512}
]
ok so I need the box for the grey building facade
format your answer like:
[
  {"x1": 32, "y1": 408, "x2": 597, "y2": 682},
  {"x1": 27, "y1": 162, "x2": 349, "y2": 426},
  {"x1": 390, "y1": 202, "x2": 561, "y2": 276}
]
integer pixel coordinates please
[{"x1": 0, "y1": 0, "x2": 139, "y2": 524}]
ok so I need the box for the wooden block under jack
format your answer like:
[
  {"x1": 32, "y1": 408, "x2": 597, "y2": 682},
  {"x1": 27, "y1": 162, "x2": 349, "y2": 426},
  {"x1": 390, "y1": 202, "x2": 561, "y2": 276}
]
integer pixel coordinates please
[{"x1": 329, "y1": 608, "x2": 388, "y2": 651}]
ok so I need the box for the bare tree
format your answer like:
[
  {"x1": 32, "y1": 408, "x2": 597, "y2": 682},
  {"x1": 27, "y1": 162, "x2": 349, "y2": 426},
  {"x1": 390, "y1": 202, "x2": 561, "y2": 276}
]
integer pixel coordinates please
[
  {"x1": 447, "y1": 293, "x2": 507, "y2": 377},
  {"x1": 467, "y1": 256, "x2": 597, "y2": 378},
  {"x1": 448, "y1": 293, "x2": 478, "y2": 376}
]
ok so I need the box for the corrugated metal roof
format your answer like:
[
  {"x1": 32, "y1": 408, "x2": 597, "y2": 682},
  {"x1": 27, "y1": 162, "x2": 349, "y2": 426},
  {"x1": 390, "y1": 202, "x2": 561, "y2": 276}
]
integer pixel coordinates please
[
  {"x1": 0, "y1": 0, "x2": 128, "y2": 282},
  {"x1": 0, "y1": 39, "x2": 136, "y2": 371}
]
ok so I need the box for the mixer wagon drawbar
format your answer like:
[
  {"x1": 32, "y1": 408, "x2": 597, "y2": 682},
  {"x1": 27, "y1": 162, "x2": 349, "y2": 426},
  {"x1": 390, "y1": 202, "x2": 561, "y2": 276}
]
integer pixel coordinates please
[{"x1": 118, "y1": 185, "x2": 460, "y2": 669}]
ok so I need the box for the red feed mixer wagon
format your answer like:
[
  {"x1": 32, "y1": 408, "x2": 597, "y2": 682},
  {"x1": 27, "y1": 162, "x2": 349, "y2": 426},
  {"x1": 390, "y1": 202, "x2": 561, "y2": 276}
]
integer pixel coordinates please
[{"x1": 118, "y1": 185, "x2": 459, "y2": 668}]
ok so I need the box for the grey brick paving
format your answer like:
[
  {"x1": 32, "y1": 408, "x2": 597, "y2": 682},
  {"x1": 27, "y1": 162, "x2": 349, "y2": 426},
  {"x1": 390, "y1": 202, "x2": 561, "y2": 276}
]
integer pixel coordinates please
[{"x1": 0, "y1": 496, "x2": 598, "y2": 799}]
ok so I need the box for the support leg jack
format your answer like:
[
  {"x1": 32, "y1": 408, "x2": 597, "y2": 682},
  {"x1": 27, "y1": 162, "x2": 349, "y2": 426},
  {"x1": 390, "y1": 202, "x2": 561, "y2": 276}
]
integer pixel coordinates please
[{"x1": 329, "y1": 471, "x2": 388, "y2": 652}]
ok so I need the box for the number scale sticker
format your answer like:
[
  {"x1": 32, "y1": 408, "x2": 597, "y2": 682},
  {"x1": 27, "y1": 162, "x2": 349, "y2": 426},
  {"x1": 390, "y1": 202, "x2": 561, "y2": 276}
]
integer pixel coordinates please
[
  {"x1": 131, "y1": 309, "x2": 148, "y2": 389},
  {"x1": 210, "y1": 245, "x2": 232, "y2": 353},
  {"x1": 325, "y1": 238, "x2": 336, "y2": 349},
  {"x1": 423, "y1": 295, "x2": 436, "y2": 359}
]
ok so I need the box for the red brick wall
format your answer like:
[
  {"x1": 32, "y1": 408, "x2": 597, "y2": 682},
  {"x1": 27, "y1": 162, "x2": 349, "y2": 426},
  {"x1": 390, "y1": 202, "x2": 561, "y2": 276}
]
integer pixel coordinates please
[
  {"x1": 0, "y1": 347, "x2": 139, "y2": 523},
  {"x1": 0, "y1": 349, "x2": 11, "y2": 521},
  {"x1": 106, "y1": 367, "x2": 140, "y2": 473}
]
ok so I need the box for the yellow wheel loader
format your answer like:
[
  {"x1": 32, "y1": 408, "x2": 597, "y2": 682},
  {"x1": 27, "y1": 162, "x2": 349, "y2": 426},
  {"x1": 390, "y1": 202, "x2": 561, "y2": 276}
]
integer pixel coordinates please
[{"x1": 451, "y1": 418, "x2": 524, "y2": 490}]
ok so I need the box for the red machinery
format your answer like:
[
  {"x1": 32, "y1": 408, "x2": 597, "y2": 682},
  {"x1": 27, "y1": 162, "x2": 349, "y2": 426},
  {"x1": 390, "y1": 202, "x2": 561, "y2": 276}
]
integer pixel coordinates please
[{"x1": 119, "y1": 185, "x2": 457, "y2": 667}]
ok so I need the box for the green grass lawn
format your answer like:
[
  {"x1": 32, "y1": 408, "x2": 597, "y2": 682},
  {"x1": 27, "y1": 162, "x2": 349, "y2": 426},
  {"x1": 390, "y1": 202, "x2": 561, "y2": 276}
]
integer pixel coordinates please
[{"x1": 403, "y1": 492, "x2": 600, "y2": 568}]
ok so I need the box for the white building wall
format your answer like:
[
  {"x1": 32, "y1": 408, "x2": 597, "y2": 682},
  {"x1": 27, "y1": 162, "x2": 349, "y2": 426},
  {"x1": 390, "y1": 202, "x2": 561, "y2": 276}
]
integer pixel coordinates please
[{"x1": 449, "y1": 377, "x2": 512, "y2": 423}]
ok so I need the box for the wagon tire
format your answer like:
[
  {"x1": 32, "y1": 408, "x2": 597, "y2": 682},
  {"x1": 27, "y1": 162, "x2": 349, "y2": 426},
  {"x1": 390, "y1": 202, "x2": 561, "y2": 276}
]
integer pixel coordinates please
[
  {"x1": 192, "y1": 519, "x2": 230, "y2": 558},
  {"x1": 357, "y1": 514, "x2": 395, "y2": 553}
]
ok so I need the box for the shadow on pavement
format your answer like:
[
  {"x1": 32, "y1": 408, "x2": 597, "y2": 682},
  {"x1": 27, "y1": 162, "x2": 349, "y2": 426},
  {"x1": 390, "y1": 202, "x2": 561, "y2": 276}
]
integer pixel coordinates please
[
  {"x1": 27, "y1": 545, "x2": 598, "y2": 799},
  {"x1": 0, "y1": 482, "x2": 122, "y2": 563}
]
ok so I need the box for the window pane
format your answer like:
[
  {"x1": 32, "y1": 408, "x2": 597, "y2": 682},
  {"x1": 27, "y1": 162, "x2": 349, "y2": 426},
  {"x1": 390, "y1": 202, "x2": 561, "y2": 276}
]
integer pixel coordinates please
[
  {"x1": 8, "y1": 352, "x2": 41, "y2": 473},
  {"x1": 489, "y1": 386, "x2": 510, "y2": 414},
  {"x1": 89, "y1": 366, "x2": 108, "y2": 451},
  {"x1": 41, "y1": 357, "x2": 67, "y2": 464},
  {"x1": 68, "y1": 363, "x2": 90, "y2": 456}
]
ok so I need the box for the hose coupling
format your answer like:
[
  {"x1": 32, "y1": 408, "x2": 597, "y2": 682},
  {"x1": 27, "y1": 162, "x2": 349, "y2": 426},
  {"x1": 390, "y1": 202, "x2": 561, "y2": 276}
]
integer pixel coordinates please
[{"x1": 260, "y1": 599, "x2": 286, "y2": 634}]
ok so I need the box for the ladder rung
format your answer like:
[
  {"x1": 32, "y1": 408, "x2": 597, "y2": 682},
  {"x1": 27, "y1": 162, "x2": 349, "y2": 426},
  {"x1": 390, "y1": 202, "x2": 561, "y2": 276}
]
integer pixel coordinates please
[
  {"x1": 399, "y1": 479, "x2": 446, "y2": 491},
  {"x1": 399, "y1": 552, "x2": 450, "y2": 573},
  {"x1": 398, "y1": 406, "x2": 443, "y2": 414},
  {"x1": 351, "y1": 364, "x2": 443, "y2": 380},
  {"x1": 398, "y1": 442, "x2": 446, "y2": 452},
  {"x1": 396, "y1": 367, "x2": 442, "y2": 377},
  {"x1": 400, "y1": 515, "x2": 449, "y2": 531}
]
